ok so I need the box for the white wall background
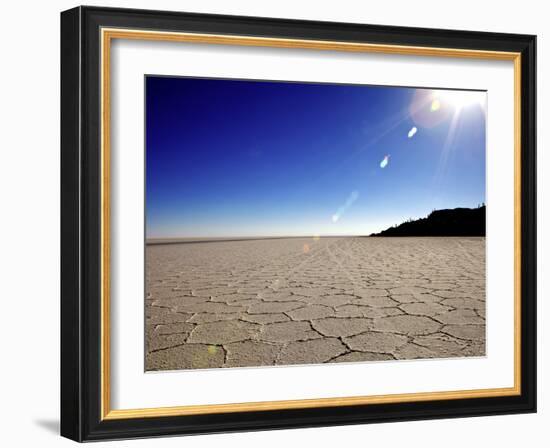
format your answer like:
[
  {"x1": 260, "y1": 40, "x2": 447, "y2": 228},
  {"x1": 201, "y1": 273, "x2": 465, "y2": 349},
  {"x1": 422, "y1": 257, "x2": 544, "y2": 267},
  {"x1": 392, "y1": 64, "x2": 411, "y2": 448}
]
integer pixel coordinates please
[{"x1": 0, "y1": 0, "x2": 546, "y2": 446}]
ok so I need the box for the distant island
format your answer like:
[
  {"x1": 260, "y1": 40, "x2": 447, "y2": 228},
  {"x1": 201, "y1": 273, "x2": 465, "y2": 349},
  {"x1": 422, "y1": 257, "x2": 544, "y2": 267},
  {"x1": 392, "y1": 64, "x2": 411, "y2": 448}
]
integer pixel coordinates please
[{"x1": 370, "y1": 205, "x2": 486, "y2": 237}]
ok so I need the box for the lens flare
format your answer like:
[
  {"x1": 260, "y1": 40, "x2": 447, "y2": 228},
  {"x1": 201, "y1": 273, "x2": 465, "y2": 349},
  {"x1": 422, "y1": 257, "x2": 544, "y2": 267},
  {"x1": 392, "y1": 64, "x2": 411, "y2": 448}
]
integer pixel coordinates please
[
  {"x1": 303, "y1": 244, "x2": 310, "y2": 253},
  {"x1": 380, "y1": 155, "x2": 390, "y2": 168},
  {"x1": 409, "y1": 89, "x2": 451, "y2": 128},
  {"x1": 332, "y1": 191, "x2": 359, "y2": 223},
  {"x1": 408, "y1": 126, "x2": 417, "y2": 138},
  {"x1": 207, "y1": 345, "x2": 217, "y2": 355}
]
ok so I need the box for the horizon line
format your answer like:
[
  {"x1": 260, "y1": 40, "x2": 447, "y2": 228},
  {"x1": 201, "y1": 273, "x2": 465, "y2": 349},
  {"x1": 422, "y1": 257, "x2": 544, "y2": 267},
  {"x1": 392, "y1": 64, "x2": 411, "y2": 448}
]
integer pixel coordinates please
[
  {"x1": 146, "y1": 205, "x2": 486, "y2": 243},
  {"x1": 146, "y1": 235, "x2": 367, "y2": 245}
]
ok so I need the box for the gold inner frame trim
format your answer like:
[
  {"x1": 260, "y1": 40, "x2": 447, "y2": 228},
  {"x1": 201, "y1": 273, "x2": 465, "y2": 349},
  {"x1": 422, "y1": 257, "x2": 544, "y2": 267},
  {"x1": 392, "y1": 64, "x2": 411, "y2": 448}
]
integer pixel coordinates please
[{"x1": 100, "y1": 27, "x2": 522, "y2": 421}]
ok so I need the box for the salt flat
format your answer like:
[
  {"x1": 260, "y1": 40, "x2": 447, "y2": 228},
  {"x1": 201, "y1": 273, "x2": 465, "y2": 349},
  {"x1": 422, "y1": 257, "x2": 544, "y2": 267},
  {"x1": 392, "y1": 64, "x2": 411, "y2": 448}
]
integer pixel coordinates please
[{"x1": 145, "y1": 237, "x2": 485, "y2": 371}]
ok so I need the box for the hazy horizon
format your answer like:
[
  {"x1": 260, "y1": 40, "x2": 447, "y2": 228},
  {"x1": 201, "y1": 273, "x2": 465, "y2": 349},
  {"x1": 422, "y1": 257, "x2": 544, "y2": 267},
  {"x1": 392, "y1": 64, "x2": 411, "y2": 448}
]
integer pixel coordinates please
[
  {"x1": 145, "y1": 205, "x2": 486, "y2": 240},
  {"x1": 146, "y1": 77, "x2": 486, "y2": 239}
]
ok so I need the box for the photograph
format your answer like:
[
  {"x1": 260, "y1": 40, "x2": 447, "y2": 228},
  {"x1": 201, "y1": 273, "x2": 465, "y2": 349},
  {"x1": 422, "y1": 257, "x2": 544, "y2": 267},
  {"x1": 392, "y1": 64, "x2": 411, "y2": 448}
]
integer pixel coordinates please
[
  {"x1": 57, "y1": 5, "x2": 537, "y2": 442},
  {"x1": 144, "y1": 76, "x2": 487, "y2": 371}
]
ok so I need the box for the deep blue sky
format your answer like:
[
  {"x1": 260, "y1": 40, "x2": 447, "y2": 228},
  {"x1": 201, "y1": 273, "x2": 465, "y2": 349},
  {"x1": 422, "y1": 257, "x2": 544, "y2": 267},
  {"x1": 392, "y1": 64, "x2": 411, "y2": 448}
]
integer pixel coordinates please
[{"x1": 146, "y1": 76, "x2": 486, "y2": 238}]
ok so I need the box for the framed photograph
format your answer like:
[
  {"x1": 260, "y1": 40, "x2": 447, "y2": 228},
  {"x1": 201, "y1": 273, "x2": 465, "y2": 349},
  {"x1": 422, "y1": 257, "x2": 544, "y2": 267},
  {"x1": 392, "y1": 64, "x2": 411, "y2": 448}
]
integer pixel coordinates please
[{"x1": 60, "y1": 6, "x2": 536, "y2": 441}]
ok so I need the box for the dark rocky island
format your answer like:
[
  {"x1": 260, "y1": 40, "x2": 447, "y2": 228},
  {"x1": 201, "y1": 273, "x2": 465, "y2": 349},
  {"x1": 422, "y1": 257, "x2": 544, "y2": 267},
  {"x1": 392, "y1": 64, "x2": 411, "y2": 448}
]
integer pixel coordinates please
[{"x1": 371, "y1": 205, "x2": 486, "y2": 237}]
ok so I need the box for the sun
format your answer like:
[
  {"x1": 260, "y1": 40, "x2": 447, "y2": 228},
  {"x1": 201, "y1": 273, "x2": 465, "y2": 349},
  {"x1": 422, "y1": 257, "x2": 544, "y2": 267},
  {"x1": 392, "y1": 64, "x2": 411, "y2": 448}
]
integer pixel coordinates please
[{"x1": 432, "y1": 89, "x2": 486, "y2": 111}]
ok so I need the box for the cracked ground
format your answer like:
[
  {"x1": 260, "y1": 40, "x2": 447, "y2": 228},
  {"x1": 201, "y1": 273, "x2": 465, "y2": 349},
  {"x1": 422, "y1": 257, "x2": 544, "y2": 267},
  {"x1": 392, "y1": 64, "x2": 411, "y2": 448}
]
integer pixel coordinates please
[{"x1": 145, "y1": 237, "x2": 485, "y2": 371}]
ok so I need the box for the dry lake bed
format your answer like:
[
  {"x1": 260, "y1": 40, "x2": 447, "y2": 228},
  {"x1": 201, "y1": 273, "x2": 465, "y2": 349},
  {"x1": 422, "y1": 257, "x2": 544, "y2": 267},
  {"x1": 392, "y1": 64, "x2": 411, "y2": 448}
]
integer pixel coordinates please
[{"x1": 145, "y1": 237, "x2": 486, "y2": 371}]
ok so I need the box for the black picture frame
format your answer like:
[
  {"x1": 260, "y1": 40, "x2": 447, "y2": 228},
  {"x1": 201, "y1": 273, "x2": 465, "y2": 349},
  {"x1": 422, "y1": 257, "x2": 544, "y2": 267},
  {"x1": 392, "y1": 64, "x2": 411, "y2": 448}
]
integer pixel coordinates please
[{"x1": 61, "y1": 5, "x2": 536, "y2": 442}]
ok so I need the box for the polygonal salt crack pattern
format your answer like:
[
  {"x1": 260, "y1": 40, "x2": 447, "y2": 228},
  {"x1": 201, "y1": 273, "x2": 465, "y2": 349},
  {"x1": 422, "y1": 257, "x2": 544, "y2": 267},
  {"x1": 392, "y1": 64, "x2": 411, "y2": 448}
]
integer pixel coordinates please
[{"x1": 145, "y1": 237, "x2": 486, "y2": 370}]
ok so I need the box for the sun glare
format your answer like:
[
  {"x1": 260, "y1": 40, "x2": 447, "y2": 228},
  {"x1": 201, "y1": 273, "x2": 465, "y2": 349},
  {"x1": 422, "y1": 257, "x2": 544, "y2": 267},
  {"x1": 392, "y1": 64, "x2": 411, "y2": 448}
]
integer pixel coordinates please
[{"x1": 433, "y1": 90, "x2": 485, "y2": 111}]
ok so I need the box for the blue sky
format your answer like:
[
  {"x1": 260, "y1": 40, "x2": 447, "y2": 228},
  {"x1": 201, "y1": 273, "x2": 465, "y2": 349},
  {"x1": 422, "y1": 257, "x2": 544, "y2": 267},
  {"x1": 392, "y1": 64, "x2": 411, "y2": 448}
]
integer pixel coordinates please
[{"x1": 146, "y1": 76, "x2": 486, "y2": 238}]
